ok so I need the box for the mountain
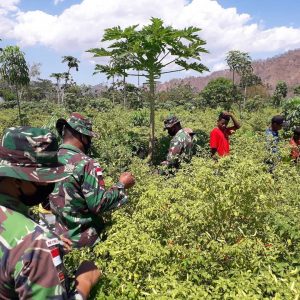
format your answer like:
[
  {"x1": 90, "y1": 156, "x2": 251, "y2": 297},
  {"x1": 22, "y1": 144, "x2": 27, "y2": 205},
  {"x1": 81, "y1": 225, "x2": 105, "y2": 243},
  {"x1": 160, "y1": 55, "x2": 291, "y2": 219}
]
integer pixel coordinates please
[{"x1": 158, "y1": 49, "x2": 300, "y2": 93}]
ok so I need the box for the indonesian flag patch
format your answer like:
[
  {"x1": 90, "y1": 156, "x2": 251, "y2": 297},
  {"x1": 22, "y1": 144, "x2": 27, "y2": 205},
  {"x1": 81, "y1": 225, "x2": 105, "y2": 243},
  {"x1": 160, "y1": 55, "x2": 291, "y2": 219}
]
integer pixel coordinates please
[
  {"x1": 50, "y1": 247, "x2": 63, "y2": 267},
  {"x1": 95, "y1": 167, "x2": 103, "y2": 176},
  {"x1": 94, "y1": 162, "x2": 105, "y2": 185}
]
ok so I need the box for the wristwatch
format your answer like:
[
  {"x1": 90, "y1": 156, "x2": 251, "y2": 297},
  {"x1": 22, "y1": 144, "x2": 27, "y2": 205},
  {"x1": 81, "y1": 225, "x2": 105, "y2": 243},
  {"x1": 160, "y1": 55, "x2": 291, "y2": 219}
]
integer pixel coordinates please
[{"x1": 116, "y1": 182, "x2": 125, "y2": 189}]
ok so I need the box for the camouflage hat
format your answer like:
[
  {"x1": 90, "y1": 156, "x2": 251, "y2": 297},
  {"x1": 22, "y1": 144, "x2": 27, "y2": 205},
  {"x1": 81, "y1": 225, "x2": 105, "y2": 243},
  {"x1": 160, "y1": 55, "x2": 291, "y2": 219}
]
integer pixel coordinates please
[
  {"x1": 164, "y1": 116, "x2": 180, "y2": 130},
  {"x1": 0, "y1": 127, "x2": 71, "y2": 183},
  {"x1": 56, "y1": 112, "x2": 96, "y2": 137}
]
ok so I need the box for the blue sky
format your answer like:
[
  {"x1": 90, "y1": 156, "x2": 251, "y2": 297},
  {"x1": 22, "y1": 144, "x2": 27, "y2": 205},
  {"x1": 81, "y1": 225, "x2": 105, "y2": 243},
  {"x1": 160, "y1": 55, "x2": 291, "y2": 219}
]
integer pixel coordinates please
[
  {"x1": 18, "y1": 0, "x2": 82, "y2": 14},
  {"x1": 1, "y1": 0, "x2": 300, "y2": 86},
  {"x1": 218, "y1": 0, "x2": 300, "y2": 28}
]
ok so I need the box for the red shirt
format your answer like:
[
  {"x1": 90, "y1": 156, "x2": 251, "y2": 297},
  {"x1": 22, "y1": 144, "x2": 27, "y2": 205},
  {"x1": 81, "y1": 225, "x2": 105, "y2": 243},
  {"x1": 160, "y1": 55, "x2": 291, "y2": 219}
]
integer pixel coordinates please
[
  {"x1": 290, "y1": 138, "x2": 300, "y2": 159},
  {"x1": 210, "y1": 127, "x2": 235, "y2": 156}
]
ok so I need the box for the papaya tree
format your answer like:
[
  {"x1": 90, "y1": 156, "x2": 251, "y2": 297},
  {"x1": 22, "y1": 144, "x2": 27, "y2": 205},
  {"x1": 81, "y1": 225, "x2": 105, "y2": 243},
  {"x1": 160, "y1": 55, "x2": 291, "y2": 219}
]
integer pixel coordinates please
[
  {"x1": 50, "y1": 72, "x2": 64, "y2": 104},
  {"x1": 61, "y1": 56, "x2": 80, "y2": 103},
  {"x1": 88, "y1": 17, "x2": 208, "y2": 160},
  {"x1": 50, "y1": 56, "x2": 79, "y2": 104},
  {"x1": 93, "y1": 53, "x2": 130, "y2": 107},
  {"x1": 0, "y1": 45, "x2": 29, "y2": 125},
  {"x1": 226, "y1": 50, "x2": 252, "y2": 115}
]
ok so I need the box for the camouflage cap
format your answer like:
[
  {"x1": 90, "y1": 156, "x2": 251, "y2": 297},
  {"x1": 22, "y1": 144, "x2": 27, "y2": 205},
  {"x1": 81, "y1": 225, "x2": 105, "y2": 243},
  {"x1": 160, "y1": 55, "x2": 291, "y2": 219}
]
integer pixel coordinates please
[
  {"x1": 56, "y1": 112, "x2": 96, "y2": 137},
  {"x1": 0, "y1": 127, "x2": 71, "y2": 183},
  {"x1": 164, "y1": 116, "x2": 180, "y2": 130}
]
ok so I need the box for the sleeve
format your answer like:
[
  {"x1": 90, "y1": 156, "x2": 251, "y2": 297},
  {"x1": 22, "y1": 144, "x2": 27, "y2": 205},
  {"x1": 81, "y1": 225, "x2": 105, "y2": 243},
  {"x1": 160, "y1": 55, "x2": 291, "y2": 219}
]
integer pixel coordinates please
[
  {"x1": 265, "y1": 131, "x2": 277, "y2": 154},
  {"x1": 166, "y1": 137, "x2": 184, "y2": 167},
  {"x1": 290, "y1": 140, "x2": 300, "y2": 159},
  {"x1": 82, "y1": 161, "x2": 128, "y2": 214},
  {"x1": 226, "y1": 126, "x2": 236, "y2": 135},
  {"x1": 210, "y1": 129, "x2": 218, "y2": 149},
  {"x1": 14, "y1": 235, "x2": 81, "y2": 300}
]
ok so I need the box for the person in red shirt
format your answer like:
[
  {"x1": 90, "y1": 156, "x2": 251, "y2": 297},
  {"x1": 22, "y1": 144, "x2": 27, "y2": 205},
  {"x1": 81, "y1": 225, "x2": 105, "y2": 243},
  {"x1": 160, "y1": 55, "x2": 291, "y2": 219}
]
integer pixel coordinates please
[
  {"x1": 290, "y1": 127, "x2": 300, "y2": 162},
  {"x1": 210, "y1": 112, "x2": 241, "y2": 159}
]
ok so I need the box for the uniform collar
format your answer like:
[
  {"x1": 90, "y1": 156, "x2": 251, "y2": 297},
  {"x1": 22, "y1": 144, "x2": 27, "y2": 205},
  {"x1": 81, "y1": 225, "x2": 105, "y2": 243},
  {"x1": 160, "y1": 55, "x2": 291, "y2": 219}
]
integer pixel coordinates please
[
  {"x1": 175, "y1": 128, "x2": 184, "y2": 136},
  {"x1": 59, "y1": 143, "x2": 84, "y2": 154},
  {"x1": 0, "y1": 192, "x2": 30, "y2": 216}
]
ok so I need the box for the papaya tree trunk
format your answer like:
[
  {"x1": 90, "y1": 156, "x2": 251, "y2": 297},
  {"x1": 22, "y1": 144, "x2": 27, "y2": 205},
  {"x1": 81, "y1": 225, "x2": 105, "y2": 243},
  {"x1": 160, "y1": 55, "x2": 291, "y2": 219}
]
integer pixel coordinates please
[
  {"x1": 112, "y1": 76, "x2": 115, "y2": 105},
  {"x1": 137, "y1": 71, "x2": 140, "y2": 103},
  {"x1": 243, "y1": 85, "x2": 247, "y2": 110},
  {"x1": 123, "y1": 74, "x2": 126, "y2": 108},
  {"x1": 61, "y1": 84, "x2": 65, "y2": 104},
  {"x1": 148, "y1": 73, "x2": 155, "y2": 162},
  {"x1": 16, "y1": 86, "x2": 22, "y2": 125}
]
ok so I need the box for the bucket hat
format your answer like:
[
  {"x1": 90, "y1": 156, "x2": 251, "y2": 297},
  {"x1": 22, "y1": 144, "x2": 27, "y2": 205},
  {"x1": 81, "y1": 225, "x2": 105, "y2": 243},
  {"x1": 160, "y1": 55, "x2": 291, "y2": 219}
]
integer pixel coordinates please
[
  {"x1": 163, "y1": 116, "x2": 180, "y2": 130},
  {"x1": 0, "y1": 126, "x2": 71, "y2": 183},
  {"x1": 56, "y1": 112, "x2": 96, "y2": 137}
]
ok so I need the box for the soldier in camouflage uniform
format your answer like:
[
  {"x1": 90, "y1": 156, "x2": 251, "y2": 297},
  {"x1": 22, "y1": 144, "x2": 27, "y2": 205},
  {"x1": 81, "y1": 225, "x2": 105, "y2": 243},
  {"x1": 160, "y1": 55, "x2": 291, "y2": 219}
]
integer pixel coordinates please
[
  {"x1": 49, "y1": 113, "x2": 135, "y2": 248},
  {"x1": 0, "y1": 126, "x2": 100, "y2": 299},
  {"x1": 161, "y1": 116, "x2": 193, "y2": 168}
]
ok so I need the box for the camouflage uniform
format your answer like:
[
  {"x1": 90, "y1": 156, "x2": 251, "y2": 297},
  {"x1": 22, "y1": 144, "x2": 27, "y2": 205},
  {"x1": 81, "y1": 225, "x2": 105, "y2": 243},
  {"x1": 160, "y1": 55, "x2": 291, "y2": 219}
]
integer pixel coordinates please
[
  {"x1": 50, "y1": 113, "x2": 128, "y2": 248},
  {"x1": 164, "y1": 116, "x2": 193, "y2": 168},
  {"x1": 0, "y1": 127, "x2": 82, "y2": 299}
]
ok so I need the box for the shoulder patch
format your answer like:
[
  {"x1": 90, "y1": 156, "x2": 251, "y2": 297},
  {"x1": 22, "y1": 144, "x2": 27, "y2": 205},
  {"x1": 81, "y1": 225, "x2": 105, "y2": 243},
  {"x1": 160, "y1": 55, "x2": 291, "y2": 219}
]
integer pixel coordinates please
[
  {"x1": 46, "y1": 238, "x2": 60, "y2": 248},
  {"x1": 64, "y1": 163, "x2": 75, "y2": 173}
]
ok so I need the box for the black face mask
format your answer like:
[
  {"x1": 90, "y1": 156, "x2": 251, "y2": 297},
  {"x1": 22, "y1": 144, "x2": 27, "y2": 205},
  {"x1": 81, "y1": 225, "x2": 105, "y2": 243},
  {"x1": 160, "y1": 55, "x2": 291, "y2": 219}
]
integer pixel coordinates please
[
  {"x1": 19, "y1": 182, "x2": 55, "y2": 206},
  {"x1": 84, "y1": 140, "x2": 92, "y2": 154},
  {"x1": 167, "y1": 128, "x2": 177, "y2": 137},
  {"x1": 80, "y1": 135, "x2": 92, "y2": 154}
]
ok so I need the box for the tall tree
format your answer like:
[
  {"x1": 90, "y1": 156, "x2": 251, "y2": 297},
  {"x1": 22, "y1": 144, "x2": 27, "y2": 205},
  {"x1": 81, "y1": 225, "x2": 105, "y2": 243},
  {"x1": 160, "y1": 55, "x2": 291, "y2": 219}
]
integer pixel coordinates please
[
  {"x1": 50, "y1": 72, "x2": 64, "y2": 104},
  {"x1": 88, "y1": 17, "x2": 208, "y2": 160},
  {"x1": 200, "y1": 77, "x2": 236, "y2": 110},
  {"x1": 28, "y1": 62, "x2": 41, "y2": 80},
  {"x1": 226, "y1": 50, "x2": 252, "y2": 114},
  {"x1": 50, "y1": 56, "x2": 80, "y2": 105},
  {"x1": 273, "y1": 81, "x2": 288, "y2": 107},
  {"x1": 0, "y1": 45, "x2": 29, "y2": 125},
  {"x1": 93, "y1": 53, "x2": 130, "y2": 107},
  {"x1": 239, "y1": 73, "x2": 262, "y2": 108},
  {"x1": 61, "y1": 56, "x2": 80, "y2": 103}
]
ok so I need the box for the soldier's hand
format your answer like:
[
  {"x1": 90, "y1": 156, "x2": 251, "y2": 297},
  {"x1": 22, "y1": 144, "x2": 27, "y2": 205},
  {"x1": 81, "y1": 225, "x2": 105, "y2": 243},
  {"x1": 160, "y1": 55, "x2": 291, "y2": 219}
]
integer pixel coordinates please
[
  {"x1": 75, "y1": 261, "x2": 101, "y2": 298},
  {"x1": 119, "y1": 172, "x2": 135, "y2": 189},
  {"x1": 60, "y1": 235, "x2": 72, "y2": 253}
]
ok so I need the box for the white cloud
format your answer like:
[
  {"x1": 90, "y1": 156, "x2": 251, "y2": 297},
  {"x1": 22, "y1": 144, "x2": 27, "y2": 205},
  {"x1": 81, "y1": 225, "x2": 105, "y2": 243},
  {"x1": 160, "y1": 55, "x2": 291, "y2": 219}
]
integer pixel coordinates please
[
  {"x1": 1, "y1": 0, "x2": 300, "y2": 77},
  {"x1": 0, "y1": 0, "x2": 19, "y2": 12},
  {"x1": 54, "y1": 0, "x2": 65, "y2": 5}
]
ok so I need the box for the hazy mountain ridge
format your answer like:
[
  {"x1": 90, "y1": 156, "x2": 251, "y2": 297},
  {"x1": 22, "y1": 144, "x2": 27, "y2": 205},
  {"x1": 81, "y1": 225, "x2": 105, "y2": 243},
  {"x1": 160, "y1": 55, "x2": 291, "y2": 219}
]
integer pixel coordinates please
[{"x1": 158, "y1": 49, "x2": 300, "y2": 92}]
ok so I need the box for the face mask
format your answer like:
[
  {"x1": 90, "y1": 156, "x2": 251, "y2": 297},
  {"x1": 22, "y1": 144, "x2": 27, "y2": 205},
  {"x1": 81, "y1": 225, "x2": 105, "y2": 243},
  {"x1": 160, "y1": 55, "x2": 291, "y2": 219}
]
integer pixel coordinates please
[
  {"x1": 167, "y1": 128, "x2": 176, "y2": 137},
  {"x1": 84, "y1": 139, "x2": 92, "y2": 154},
  {"x1": 19, "y1": 182, "x2": 55, "y2": 206},
  {"x1": 80, "y1": 135, "x2": 92, "y2": 154}
]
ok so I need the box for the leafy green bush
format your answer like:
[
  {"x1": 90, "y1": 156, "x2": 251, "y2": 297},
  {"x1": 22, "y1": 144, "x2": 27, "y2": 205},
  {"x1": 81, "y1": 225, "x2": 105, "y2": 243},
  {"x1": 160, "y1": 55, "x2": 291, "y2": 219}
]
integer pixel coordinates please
[
  {"x1": 245, "y1": 95, "x2": 266, "y2": 112},
  {"x1": 131, "y1": 109, "x2": 149, "y2": 127},
  {"x1": 282, "y1": 97, "x2": 300, "y2": 129},
  {"x1": 0, "y1": 88, "x2": 16, "y2": 101},
  {"x1": 1, "y1": 104, "x2": 299, "y2": 299}
]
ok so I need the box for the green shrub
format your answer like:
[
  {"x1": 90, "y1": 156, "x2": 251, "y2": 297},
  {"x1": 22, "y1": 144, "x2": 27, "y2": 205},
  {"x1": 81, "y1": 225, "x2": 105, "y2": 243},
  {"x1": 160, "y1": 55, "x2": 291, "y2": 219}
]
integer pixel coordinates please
[{"x1": 1, "y1": 104, "x2": 299, "y2": 299}]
